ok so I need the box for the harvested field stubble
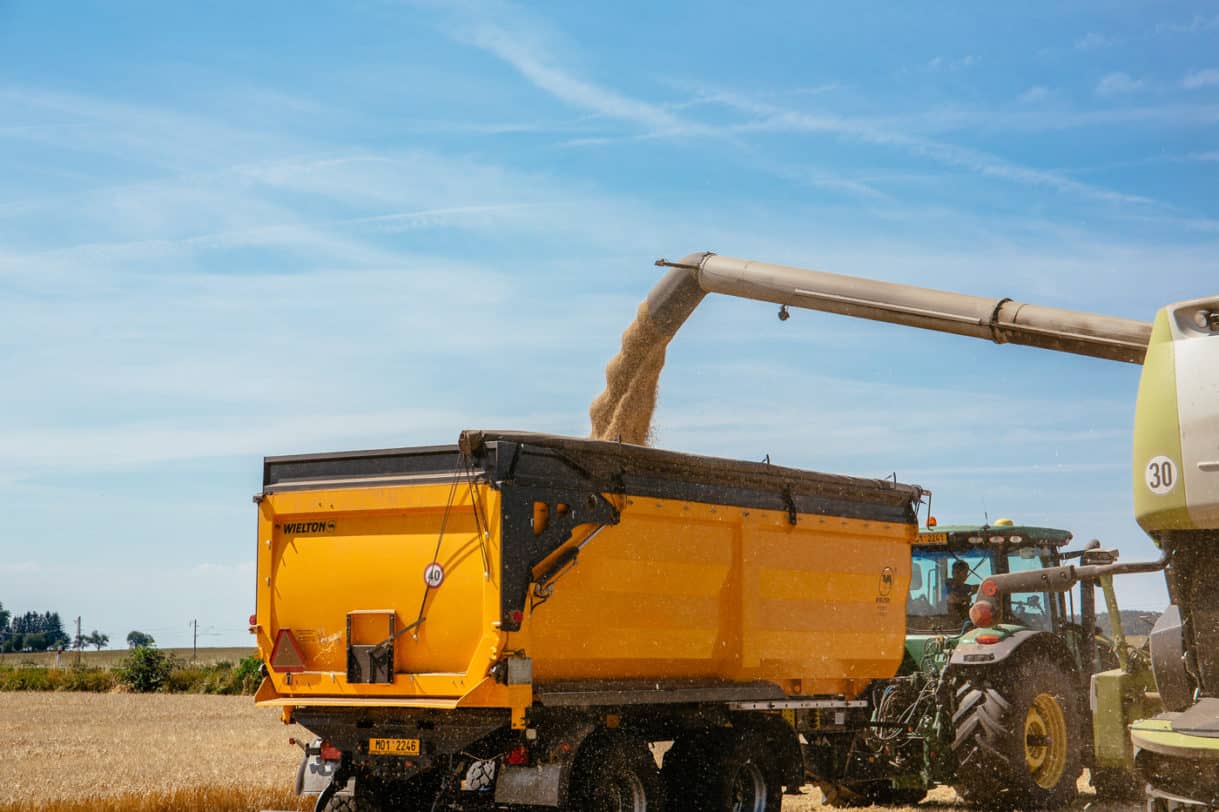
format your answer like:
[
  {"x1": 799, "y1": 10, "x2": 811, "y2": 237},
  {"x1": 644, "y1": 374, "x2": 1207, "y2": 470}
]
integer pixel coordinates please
[
  {"x1": 0, "y1": 692, "x2": 305, "y2": 808},
  {"x1": 0, "y1": 786, "x2": 309, "y2": 812},
  {"x1": 2, "y1": 693, "x2": 1140, "y2": 811}
]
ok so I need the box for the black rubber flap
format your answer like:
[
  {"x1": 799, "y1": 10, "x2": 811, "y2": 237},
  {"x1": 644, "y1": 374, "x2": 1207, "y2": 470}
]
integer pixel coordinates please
[{"x1": 1170, "y1": 697, "x2": 1219, "y2": 739}]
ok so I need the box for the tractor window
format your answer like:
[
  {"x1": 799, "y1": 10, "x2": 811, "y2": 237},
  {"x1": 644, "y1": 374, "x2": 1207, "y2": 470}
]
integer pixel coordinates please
[
  {"x1": 1005, "y1": 549, "x2": 1055, "y2": 631},
  {"x1": 907, "y1": 549, "x2": 994, "y2": 633}
]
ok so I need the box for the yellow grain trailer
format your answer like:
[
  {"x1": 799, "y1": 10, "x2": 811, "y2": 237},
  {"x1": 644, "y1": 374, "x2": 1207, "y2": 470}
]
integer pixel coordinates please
[{"x1": 253, "y1": 430, "x2": 923, "y2": 811}]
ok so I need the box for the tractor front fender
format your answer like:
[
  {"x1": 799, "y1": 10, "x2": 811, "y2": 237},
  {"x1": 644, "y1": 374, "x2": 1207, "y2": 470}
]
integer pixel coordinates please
[{"x1": 949, "y1": 629, "x2": 1078, "y2": 675}]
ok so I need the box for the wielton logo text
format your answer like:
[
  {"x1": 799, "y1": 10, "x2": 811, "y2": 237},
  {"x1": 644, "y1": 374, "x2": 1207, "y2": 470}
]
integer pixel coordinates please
[{"x1": 282, "y1": 521, "x2": 336, "y2": 534}]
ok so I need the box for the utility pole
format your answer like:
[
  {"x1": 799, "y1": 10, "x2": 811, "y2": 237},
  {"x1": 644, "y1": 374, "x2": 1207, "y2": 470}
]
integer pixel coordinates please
[
  {"x1": 75, "y1": 616, "x2": 82, "y2": 666},
  {"x1": 191, "y1": 619, "x2": 197, "y2": 662}
]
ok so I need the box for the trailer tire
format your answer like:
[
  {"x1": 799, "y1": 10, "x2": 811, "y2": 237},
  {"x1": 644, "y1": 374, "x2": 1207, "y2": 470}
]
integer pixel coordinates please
[
  {"x1": 951, "y1": 659, "x2": 1082, "y2": 808},
  {"x1": 662, "y1": 732, "x2": 715, "y2": 811},
  {"x1": 686, "y1": 730, "x2": 782, "y2": 812},
  {"x1": 570, "y1": 734, "x2": 666, "y2": 811}
]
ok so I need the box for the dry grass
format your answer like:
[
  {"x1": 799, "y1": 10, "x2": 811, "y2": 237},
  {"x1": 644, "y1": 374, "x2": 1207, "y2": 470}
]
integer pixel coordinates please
[
  {"x1": 1, "y1": 692, "x2": 1142, "y2": 811},
  {"x1": 0, "y1": 786, "x2": 309, "y2": 812}
]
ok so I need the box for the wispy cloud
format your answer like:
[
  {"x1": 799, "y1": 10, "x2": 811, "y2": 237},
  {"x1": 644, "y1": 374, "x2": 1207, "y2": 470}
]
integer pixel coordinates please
[
  {"x1": 1155, "y1": 14, "x2": 1219, "y2": 34},
  {"x1": 1183, "y1": 68, "x2": 1219, "y2": 89},
  {"x1": 1017, "y1": 85, "x2": 1054, "y2": 104},
  {"x1": 926, "y1": 54, "x2": 977, "y2": 71},
  {"x1": 1096, "y1": 72, "x2": 1146, "y2": 96},
  {"x1": 190, "y1": 562, "x2": 254, "y2": 578},
  {"x1": 436, "y1": 8, "x2": 1174, "y2": 213},
  {"x1": 0, "y1": 561, "x2": 42, "y2": 575},
  {"x1": 1075, "y1": 32, "x2": 1120, "y2": 50},
  {"x1": 454, "y1": 20, "x2": 699, "y2": 136},
  {"x1": 704, "y1": 90, "x2": 1159, "y2": 208}
]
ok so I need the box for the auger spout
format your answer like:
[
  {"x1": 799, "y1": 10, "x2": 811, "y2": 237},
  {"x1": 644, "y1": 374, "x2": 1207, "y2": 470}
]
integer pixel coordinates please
[{"x1": 590, "y1": 252, "x2": 1153, "y2": 445}]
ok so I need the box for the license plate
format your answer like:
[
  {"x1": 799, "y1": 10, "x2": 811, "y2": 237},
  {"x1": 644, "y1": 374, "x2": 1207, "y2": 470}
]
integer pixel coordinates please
[{"x1": 368, "y1": 737, "x2": 420, "y2": 756}]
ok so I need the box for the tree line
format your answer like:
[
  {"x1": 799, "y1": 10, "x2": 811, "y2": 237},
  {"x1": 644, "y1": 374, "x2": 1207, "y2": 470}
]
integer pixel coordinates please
[{"x1": 0, "y1": 600, "x2": 154, "y2": 653}]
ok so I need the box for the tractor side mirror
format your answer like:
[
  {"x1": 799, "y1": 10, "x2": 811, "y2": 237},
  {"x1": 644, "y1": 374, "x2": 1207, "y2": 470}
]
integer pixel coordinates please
[{"x1": 1081, "y1": 548, "x2": 1119, "y2": 566}]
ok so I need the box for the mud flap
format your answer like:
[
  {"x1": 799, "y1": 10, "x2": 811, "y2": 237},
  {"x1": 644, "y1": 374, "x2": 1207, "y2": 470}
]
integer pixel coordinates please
[{"x1": 494, "y1": 764, "x2": 564, "y2": 807}]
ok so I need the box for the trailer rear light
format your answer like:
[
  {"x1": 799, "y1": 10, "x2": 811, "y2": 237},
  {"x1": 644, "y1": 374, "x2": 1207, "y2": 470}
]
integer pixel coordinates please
[
  {"x1": 320, "y1": 742, "x2": 343, "y2": 762},
  {"x1": 969, "y1": 600, "x2": 995, "y2": 628},
  {"x1": 506, "y1": 744, "x2": 529, "y2": 766},
  {"x1": 248, "y1": 614, "x2": 257, "y2": 626},
  {"x1": 980, "y1": 579, "x2": 998, "y2": 598},
  {"x1": 269, "y1": 629, "x2": 306, "y2": 673},
  {"x1": 510, "y1": 610, "x2": 524, "y2": 625},
  {"x1": 976, "y1": 634, "x2": 1001, "y2": 645}
]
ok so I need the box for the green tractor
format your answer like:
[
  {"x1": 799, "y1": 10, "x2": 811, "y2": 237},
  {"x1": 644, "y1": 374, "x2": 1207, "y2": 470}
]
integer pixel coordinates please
[{"x1": 817, "y1": 520, "x2": 1153, "y2": 808}]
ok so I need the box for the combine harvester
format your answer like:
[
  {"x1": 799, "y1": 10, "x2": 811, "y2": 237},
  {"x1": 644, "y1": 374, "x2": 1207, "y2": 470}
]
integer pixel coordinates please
[{"x1": 253, "y1": 252, "x2": 1216, "y2": 810}]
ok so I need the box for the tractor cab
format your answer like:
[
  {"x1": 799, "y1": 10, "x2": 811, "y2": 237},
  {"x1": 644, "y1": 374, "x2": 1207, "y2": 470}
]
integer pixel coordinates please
[{"x1": 907, "y1": 519, "x2": 1074, "y2": 636}]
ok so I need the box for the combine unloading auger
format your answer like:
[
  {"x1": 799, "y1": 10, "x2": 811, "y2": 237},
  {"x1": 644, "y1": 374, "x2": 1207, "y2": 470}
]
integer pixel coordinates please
[{"x1": 590, "y1": 252, "x2": 1150, "y2": 445}]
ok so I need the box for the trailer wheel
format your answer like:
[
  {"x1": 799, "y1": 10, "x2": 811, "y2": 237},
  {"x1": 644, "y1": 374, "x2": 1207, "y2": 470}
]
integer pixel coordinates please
[
  {"x1": 662, "y1": 732, "x2": 715, "y2": 811},
  {"x1": 951, "y1": 660, "x2": 1082, "y2": 808},
  {"x1": 569, "y1": 734, "x2": 666, "y2": 811},
  {"x1": 682, "y1": 730, "x2": 781, "y2": 812}
]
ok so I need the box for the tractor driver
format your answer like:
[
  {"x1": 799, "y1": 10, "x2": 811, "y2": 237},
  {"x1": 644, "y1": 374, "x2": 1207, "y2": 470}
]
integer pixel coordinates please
[{"x1": 946, "y1": 560, "x2": 979, "y2": 623}]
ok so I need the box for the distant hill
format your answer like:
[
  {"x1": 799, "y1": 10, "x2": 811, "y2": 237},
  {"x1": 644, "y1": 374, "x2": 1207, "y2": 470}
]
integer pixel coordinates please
[{"x1": 1096, "y1": 610, "x2": 1161, "y2": 637}]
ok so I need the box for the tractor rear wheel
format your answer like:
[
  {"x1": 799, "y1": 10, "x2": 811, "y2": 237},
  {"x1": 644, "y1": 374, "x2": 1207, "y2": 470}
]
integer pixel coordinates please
[{"x1": 951, "y1": 659, "x2": 1082, "y2": 808}]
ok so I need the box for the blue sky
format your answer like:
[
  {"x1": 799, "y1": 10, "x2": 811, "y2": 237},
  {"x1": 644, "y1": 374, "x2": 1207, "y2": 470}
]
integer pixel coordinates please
[{"x1": 2, "y1": 1, "x2": 1217, "y2": 647}]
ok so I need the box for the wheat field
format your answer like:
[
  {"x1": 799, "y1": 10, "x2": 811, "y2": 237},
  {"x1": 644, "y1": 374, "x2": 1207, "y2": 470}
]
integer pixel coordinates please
[{"x1": 0, "y1": 692, "x2": 1138, "y2": 811}]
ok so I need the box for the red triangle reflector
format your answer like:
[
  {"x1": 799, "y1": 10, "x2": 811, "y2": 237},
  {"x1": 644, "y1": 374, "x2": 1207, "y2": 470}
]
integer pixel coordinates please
[{"x1": 270, "y1": 629, "x2": 306, "y2": 673}]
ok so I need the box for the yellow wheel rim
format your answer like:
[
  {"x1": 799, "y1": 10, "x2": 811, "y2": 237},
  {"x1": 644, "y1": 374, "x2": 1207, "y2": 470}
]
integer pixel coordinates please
[{"x1": 1024, "y1": 692, "x2": 1068, "y2": 789}]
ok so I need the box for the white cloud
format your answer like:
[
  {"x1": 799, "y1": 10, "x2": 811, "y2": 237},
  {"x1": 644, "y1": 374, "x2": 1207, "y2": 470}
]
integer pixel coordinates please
[
  {"x1": 1183, "y1": 68, "x2": 1219, "y2": 89},
  {"x1": 1096, "y1": 72, "x2": 1146, "y2": 96}
]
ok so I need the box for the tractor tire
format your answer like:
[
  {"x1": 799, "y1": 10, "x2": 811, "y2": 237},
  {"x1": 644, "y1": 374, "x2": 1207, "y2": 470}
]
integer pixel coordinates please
[
  {"x1": 570, "y1": 734, "x2": 666, "y2": 811},
  {"x1": 686, "y1": 729, "x2": 783, "y2": 812},
  {"x1": 950, "y1": 659, "x2": 1082, "y2": 808}
]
